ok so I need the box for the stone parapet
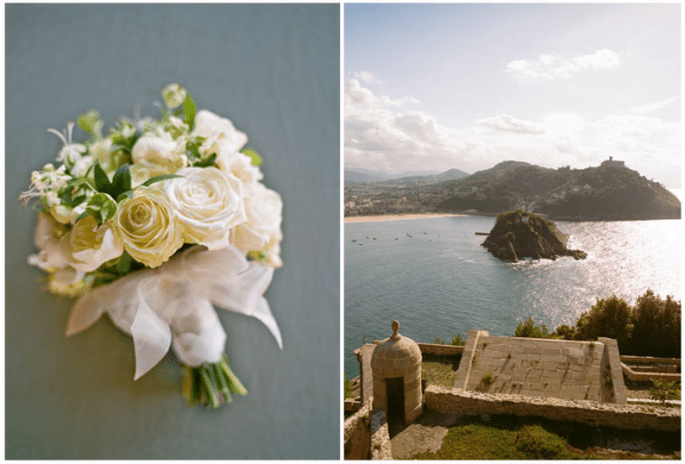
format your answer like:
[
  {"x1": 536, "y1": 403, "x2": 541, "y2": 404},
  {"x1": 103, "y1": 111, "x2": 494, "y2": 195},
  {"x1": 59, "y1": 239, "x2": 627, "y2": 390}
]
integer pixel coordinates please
[
  {"x1": 417, "y1": 343, "x2": 465, "y2": 356},
  {"x1": 622, "y1": 363, "x2": 681, "y2": 383},
  {"x1": 344, "y1": 402, "x2": 371, "y2": 460},
  {"x1": 370, "y1": 408, "x2": 392, "y2": 460},
  {"x1": 425, "y1": 386, "x2": 680, "y2": 432}
]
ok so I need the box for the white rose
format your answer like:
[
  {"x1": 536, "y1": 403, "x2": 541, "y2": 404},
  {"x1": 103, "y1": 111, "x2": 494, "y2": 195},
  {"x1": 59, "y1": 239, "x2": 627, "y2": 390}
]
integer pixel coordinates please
[
  {"x1": 216, "y1": 151, "x2": 263, "y2": 185},
  {"x1": 64, "y1": 216, "x2": 124, "y2": 272},
  {"x1": 114, "y1": 187, "x2": 184, "y2": 268},
  {"x1": 27, "y1": 212, "x2": 71, "y2": 271},
  {"x1": 131, "y1": 135, "x2": 185, "y2": 177},
  {"x1": 192, "y1": 109, "x2": 248, "y2": 155},
  {"x1": 232, "y1": 182, "x2": 283, "y2": 260},
  {"x1": 164, "y1": 167, "x2": 246, "y2": 250}
]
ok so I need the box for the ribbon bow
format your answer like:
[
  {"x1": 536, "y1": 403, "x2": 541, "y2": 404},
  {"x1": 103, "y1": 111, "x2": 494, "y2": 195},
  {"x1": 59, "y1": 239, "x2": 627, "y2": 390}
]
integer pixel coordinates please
[{"x1": 66, "y1": 245, "x2": 281, "y2": 379}]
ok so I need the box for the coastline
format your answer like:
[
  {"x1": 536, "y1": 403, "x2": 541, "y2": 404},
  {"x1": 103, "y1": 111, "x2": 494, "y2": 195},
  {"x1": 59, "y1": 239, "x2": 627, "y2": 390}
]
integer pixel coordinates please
[{"x1": 344, "y1": 213, "x2": 471, "y2": 223}]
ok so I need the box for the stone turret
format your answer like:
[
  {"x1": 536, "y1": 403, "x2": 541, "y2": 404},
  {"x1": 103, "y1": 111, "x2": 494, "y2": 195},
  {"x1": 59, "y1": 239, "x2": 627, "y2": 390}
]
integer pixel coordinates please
[{"x1": 371, "y1": 320, "x2": 423, "y2": 424}]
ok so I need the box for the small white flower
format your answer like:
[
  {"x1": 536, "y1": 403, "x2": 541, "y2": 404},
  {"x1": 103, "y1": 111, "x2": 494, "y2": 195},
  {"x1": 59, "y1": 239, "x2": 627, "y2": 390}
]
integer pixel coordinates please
[
  {"x1": 48, "y1": 122, "x2": 86, "y2": 164},
  {"x1": 162, "y1": 83, "x2": 188, "y2": 109},
  {"x1": 71, "y1": 155, "x2": 93, "y2": 178}
]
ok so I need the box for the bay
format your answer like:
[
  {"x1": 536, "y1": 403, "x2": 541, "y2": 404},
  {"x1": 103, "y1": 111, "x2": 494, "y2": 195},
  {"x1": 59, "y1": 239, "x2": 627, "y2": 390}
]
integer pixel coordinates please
[{"x1": 344, "y1": 216, "x2": 681, "y2": 377}]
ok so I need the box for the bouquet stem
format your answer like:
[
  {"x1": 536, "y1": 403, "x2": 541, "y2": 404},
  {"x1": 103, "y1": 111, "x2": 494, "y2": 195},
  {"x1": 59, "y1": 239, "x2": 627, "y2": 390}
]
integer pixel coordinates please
[{"x1": 182, "y1": 354, "x2": 247, "y2": 408}]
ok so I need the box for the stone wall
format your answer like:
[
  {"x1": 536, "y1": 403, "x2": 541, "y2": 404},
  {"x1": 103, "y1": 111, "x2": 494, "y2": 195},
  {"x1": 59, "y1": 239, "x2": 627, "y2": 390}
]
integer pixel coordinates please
[
  {"x1": 417, "y1": 343, "x2": 465, "y2": 357},
  {"x1": 344, "y1": 403, "x2": 371, "y2": 460},
  {"x1": 370, "y1": 408, "x2": 392, "y2": 460},
  {"x1": 425, "y1": 386, "x2": 680, "y2": 432}
]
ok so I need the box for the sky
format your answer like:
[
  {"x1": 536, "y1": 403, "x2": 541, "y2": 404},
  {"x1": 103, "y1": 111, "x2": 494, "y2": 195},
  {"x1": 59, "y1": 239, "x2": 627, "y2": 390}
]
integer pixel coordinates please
[{"x1": 345, "y1": 3, "x2": 681, "y2": 188}]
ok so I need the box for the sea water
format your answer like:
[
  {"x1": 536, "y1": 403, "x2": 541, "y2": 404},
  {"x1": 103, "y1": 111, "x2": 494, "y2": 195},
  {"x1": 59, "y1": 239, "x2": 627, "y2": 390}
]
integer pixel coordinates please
[{"x1": 344, "y1": 216, "x2": 681, "y2": 377}]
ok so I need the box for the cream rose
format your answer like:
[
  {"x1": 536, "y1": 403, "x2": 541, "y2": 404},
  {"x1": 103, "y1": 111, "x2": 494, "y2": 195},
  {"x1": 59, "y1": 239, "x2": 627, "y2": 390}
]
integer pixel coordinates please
[
  {"x1": 131, "y1": 135, "x2": 185, "y2": 177},
  {"x1": 231, "y1": 182, "x2": 283, "y2": 263},
  {"x1": 115, "y1": 188, "x2": 183, "y2": 268},
  {"x1": 65, "y1": 216, "x2": 124, "y2": 272},
  {"x1": 164, "y1": 167, "x2": 246, "y2": 250},
  {"x1": 192, "y1": 110, "x2": 248, "y2": 156}
]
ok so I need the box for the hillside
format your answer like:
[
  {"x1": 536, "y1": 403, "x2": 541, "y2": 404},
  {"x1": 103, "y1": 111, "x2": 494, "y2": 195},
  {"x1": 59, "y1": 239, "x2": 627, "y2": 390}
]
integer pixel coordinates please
[
  {"x1": 345, "y1": 159, "x2": 681, "y2": 221},
  {"x1": 436, "y1": 162, "x2": 680, "y2": 220},
  {"x1": 383, "y1": 168, "x2": 470, "y2": 185}
]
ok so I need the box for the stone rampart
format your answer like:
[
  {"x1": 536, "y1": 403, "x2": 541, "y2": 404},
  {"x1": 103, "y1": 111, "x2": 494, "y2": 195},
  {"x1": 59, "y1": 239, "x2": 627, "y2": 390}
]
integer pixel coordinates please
[
  {"x1": 370, "y1": 408, "x2": 392, "y2": 460},
  {"x1": 343, "y1": 402, "x2": 371, "y2": 460},
  {"x1": 417, "y1": 343, "x2": 465, "y2": 356},
  {"x1": 425, "y1": 385, "x2": 680, "y2": 432}
]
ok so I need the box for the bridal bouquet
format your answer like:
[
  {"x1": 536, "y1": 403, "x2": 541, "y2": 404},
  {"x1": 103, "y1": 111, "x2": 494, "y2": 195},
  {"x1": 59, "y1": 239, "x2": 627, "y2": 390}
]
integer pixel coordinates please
[{"x1": 21, "y1": 84, "x2": 283, "y2": 408}]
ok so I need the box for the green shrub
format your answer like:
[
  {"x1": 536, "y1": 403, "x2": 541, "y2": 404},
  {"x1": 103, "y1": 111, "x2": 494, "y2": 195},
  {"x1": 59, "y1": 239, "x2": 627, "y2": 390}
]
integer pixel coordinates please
[
  {"x1": 629, "y1": 289, "x2": 681, "y2": 358},
  {"x1": 434, "y1": 336, "x2": 445, "y2": 345},
  {"x1": 514, "y1": 317, "x2": 552, "y2": 339},
  {"x1": 515, "y1": 425, "x2": 573, "y2": 459},
  {"x1": 553, "y1": 324, "x2": 576, "y2": 340},
  {"x1": 451, "y1": 334, "x2": 465, "y2": 346},
  {"x1": 649, "y1": 379, "x2": 681, "y2": 403},
  {"x1": 344, "y1": 375, "x2": 354, "y2": 399},
  {"x1": 574, "y1": 295, "x2": 632, "y2": 351}
]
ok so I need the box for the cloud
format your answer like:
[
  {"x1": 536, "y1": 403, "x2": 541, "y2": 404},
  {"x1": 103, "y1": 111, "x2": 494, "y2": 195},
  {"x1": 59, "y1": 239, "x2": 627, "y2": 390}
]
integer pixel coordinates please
[
  {"x1": 344, "y1": 80, "x2": 680, "y2": 187},
  {"x1": 349, "y1": 70, "x2": 377, "y2": 83},
  {"x1": 628, "y1": 95, "x2": 681, "y2": 115},
  {"x1": 345, "y1": 79, "x2": 420, "y2": 108},
  {"x1": 506, "y1": 49, "x2": 621, "y2": 80},
  {"x1": 345, "y1": 80, "x2": 483, "y2": 174},
  {"x1": 477, "y1": 114, "x2": 545, "y2": 134}
]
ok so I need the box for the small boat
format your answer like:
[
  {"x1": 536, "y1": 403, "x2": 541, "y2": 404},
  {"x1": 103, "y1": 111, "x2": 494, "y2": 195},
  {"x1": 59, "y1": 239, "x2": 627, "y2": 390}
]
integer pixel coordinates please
[
  {"x1": 372, "y1": 236, "x2": 377, "y2": 240},
  {"x1": 475, "y1": 232, "x2": 489, "y2": 236}
]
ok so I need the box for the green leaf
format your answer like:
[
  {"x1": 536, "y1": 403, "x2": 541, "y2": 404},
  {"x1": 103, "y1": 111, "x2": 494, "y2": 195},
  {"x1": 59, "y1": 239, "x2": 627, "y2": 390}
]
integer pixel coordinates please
[
  {"x1": 141, "y1": 174, "x2": 183, "y2": 187},
  {"x1": 115, "y1": 251, "x2": 133, "y2": 275},
  {"x1": 75, "y1": 211, "x2": 90, "y2": 223},
  {"x1": 64, "y1": 194, "x2": 87, "y2": 209},
  {"x1": 183, "y1": 94, "x2": 196, "y2": 130},
  {"x1": 241, "y1": 147, "x2": 263, "y2": 166},
  {"x1": 93, "y1": 161, "x2": 112, "y2": 193},
  {"x1": 193, "y1": 152, "x2": 217, "y2": 168},
  {"x1": 86, "y1": 192, "x2": 118, "y2": 224},
  {"x1": 116, "y1": 190, "x2": 134, "y2": 202},
  {"x1": 111, "y1": 163, "x2": 132, "y2": 197}
]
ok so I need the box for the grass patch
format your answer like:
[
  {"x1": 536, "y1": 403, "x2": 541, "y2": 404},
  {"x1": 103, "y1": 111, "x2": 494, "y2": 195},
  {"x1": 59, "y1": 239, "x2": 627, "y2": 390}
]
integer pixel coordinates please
[
  {"x1": 412, "y1": 417, "x2": 599, "y2": 460},
  {"x1": 422, "y1": 361, "x2": 459, "y2": 388}
]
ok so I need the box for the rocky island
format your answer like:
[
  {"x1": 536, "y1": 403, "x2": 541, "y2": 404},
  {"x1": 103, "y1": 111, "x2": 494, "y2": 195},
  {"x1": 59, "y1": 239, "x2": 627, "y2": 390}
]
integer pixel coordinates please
[{"x1": 482, "y1": 210, "x2": 588, "y2": 263}]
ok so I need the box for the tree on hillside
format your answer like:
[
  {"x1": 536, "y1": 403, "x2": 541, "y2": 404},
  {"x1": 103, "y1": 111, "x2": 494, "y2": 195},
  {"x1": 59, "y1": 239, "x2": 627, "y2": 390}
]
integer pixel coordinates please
[
  {"x1": 629, "y1": 290, "x2": 681, "y2": 358},
  {"x1": 574, "y1": 296, "x2": 633, "y2": 352}
]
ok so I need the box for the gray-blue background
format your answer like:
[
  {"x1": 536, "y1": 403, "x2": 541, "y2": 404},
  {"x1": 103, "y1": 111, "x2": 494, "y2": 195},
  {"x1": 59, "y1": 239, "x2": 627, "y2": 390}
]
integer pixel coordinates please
[{"x1": 6, "y1": 4, "x2": 340, "y2": 459}]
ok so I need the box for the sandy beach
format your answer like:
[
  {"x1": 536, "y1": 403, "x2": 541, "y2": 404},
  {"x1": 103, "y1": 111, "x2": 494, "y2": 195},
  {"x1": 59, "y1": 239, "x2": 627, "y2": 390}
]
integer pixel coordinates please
[{"x1": 344, "y1": 213, "x2": 471, "y2": 223}]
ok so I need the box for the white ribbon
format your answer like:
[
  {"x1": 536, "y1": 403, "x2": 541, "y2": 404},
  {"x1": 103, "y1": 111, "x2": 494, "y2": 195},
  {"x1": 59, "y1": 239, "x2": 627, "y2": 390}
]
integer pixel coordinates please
[{"x1": 66, "y1": 245, "x2": 281, "y2": 380}]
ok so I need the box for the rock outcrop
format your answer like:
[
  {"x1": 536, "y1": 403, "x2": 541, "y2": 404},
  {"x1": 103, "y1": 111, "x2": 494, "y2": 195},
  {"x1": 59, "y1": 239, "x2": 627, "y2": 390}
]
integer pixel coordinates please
[{"x1": 482, "y1": 210, "x2": 587, "y2": 263}]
